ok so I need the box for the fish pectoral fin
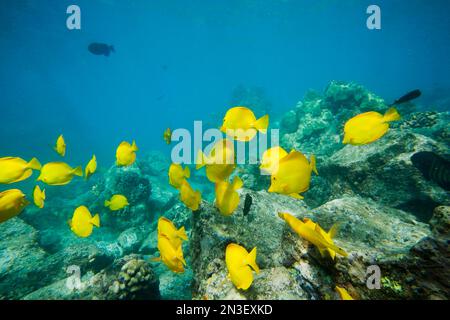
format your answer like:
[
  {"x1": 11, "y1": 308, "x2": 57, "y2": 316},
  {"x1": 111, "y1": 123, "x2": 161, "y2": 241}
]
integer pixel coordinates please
[{"x1": 150, "y1": 256, "x2": 161, "y2": 262}]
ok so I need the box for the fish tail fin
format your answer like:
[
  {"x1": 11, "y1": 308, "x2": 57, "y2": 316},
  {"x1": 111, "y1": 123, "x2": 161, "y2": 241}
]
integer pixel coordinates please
[
  {"x1": 91, "y1": 214, "x2": 100, "y2": 228},
  {"x1": 184, "y1": 166, "x2": 191, "y2": 178},
  {"x1": 104, "y1": 200, "x2": 110, "y2": 207},
  {"x1": 131, "y1": 140, "x2": 138, "y2": 151},
  {"x1": 232, "y1": 176, "x2": 244, "y2": 190},
  {"x1": 196, "y1": 150, "x2": 207, "y2": 170},
  {"x1": 178, "y1": 226, "x2": 188, "y2": 241},
  {"x1": 383, "y1": 107, "x2": 401, "y2": 123},
  {"x1": 310, "y1": 154, "x2": 318, "y2": 175},
  {"x1": 110, "y1": 45, "x2": 115, "y2": 53},
  {"x1": 73, "y1": 166, "x2": 83, "y2": 177},
  {"x1": 28, "y1": 158, "x2": 42, "y2": 170},
  {"x1": 246, "y1": 247, "x2": 260, "y2": 273},
  {"x1": 254, "y1": 115, "x2": 269, "y2": 133}
]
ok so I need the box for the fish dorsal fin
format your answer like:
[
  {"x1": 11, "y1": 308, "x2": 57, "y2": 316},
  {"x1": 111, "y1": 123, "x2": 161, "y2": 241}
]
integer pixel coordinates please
[
  {"x1": 282, "y1": 150, "x2": 308, "y2": 165},
  {"x1": 159, "y1": 217, "x2": 173, "y2": 225},
  {"x1": 328, "y1": 223, "x2": 339, "y2": 239}
]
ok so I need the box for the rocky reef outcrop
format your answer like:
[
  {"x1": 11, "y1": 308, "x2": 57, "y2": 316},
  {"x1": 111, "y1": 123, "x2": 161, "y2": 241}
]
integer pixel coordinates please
[
  {"x1": 0, "y1": 81, "x2": 448, "y2": 300},
  {"x1": 189, "y1": 189, "x2": 447, "y2": 300},
  {"x1": 308, "y1": 131, "x2": 449, "y2": 219},
  {"x1": 188, "y1": 81, "x2": 449, "y2": 300}
]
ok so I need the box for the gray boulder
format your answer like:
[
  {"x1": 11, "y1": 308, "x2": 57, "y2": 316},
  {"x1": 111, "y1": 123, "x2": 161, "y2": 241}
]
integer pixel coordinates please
[{"x1": 308, "y1": 130, "x2": 449, "y2": 220}]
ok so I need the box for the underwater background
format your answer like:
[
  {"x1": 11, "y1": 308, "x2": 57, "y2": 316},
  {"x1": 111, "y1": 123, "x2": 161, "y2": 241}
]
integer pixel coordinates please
[{"x1": 0, "y1": 0, "x2": 449, "y2": 300}]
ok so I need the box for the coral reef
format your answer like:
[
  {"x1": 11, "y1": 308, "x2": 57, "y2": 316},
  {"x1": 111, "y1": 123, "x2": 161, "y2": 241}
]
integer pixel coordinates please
[
  {"x1": 189, "y1": 189, "x2": 439, "y2": 300},
  {"x1": 0, "y1": 81, "x2": 448, "y2": 300},
  {"x1": 280, "y1": 81, "x2": 388, "y2": 159},
  {"x1": 23, "y1": 255, "x2": 160, "y2": 300}
]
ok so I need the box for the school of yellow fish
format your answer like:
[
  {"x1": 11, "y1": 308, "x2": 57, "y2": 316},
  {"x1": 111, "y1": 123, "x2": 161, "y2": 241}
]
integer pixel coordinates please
[{"x1": 0, "y1": 104, "x2": 401, "y2": 300}]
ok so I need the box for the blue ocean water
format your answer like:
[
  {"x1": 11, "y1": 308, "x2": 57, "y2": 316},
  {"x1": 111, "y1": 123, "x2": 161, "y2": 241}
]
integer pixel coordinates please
[{"x1": 1, "y1": 0, "x2": 449, "y2": 164}]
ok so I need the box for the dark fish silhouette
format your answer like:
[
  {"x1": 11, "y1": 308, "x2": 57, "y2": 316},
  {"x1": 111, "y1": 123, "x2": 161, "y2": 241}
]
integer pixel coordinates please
[
  {"x1": 88, "y1": 43, "x2": 115, "y2": 56},
  {"x1": 243, "y1": 193, "x2": 253, "y2": 216},
  {"x1": 391, "y1": 89, "x2": 421, "y2": 106},
  {"x1": 411, "y1": 152, "x2": 449, "y2": 191}
]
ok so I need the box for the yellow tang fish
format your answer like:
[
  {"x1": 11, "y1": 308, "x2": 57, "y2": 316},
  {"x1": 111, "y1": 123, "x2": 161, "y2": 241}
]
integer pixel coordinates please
[
  {"x1": 303, "y1": 218, "x2": 339, "y2": 260},
  {"x1": 168, "y1": 163, "x2": 190, "y2": 189},
  {"x1": 163, "y1": 128, "x2": 172, "y2": 144},
  {"x1": 268, "y1": 150, "x2": 318, "y2": 199},
  {"x1": 0, "y1": 189, "x2": 29, "y2": 223},
  {"x1": 156, "y1": 234, "x2": 186, "y2": 273},
  {"x1": 259, "y1": 146, "x2": 288, "y2": 174},
  {"x1": 343, "y1": 107, "x2": 401, "y2": 145},
  {"x1": 0, "y1": 157, "x2": 41, "y2": 184},
  {"x1": 215, "y1": 176, "x2": 243, "y2": 216},
  {"x1": 33, "y1": 185, "x2": 46, "y2": 209},
  {"x1": 335, "y1": 286, "x2": 355, "y2": 300},
  {"x1": 38, "y1": 162, "x2": 83, "y2": 186},
  {"x1": 221, "y1": 106, "x2": 269, "y2": 142},
  {"x1": 278, "y1": 212, "x2": 348, "y2": 258},
  {"x1": 157, "y1": 217, "x2": 188, "y2": 249},
  {"x1": 69, "y1": 205, "x2": 100, "y2": 238},
  {"x1": 54, "y1": 134, "x2": 66, "y2": 157},
  {"x1": 116, "y1": 140, "x2": 138, "y2": 166},
  {"x1": 104, "y1": 194, "x2": 129, "y2": 211},
  {"x1": 85, "y1": 155, "x2": 97, "y2": 180},
  {"x1": 179, "y1": 180, "x2": 201, "y2": 211},
  {"x1": 196, "y1": 139, "x2": 236, "y2": 183},
  {"x1": 225, "y1": 243, "x2": 260, "y2": 290}
]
